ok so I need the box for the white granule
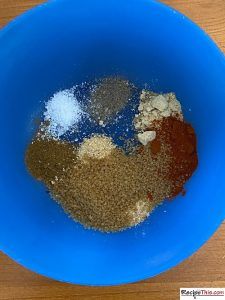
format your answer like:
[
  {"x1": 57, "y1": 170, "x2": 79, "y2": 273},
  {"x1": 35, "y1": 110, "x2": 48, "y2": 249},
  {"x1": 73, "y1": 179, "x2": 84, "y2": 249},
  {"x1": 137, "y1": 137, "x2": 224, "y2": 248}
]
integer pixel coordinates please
[
  {"x1": 44, "y1": 89, "x2": 84, "y2": 137},
  {"x1": 128, "y1": 200, "x2": 150, "y2": 226}
]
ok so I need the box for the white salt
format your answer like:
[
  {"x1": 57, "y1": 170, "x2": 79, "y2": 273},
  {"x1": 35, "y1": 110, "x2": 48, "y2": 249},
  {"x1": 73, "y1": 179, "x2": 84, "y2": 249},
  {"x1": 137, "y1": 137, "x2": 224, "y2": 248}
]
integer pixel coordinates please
[{"x1": 44, "y1": 89, "x2": 84, "y2": 137}]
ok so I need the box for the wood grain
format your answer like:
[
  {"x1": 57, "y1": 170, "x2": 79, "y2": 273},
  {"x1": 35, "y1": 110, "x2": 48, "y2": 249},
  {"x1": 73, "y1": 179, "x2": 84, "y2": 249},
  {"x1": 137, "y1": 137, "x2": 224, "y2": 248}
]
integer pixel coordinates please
[{"x1": 0, "y1": 0, "x2": 225, "y2": 299}]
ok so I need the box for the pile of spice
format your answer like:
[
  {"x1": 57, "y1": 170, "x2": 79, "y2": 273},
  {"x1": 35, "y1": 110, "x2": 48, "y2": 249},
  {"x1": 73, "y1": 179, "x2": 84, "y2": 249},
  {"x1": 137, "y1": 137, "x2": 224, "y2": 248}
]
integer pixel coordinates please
[
  {"x1": 151, "y1": 116, "x2": 198, "y2": 197},
  {"x1": 43, "y1": 89, "x2": 85, "y2": 138},
  {"x1": 25, "y1": 138, "x2": 77, "y2": 185},
  {"x1": 89, "y1": 77, "x2": 133, "y2": 123},
  {"x1": 25, "y1": 78, "x2": 198, "y2": 232},
  {"x1": 134, "y1": 91, "x2": 183, "y2": 145},
  {"x1": 77, "y1": 135, "x2": 116, "y2": 161}
]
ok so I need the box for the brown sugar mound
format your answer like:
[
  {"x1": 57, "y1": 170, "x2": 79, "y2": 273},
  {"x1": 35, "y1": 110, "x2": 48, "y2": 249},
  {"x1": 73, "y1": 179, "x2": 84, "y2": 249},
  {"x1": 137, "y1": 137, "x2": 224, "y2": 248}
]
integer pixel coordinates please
[{"x1": 50, "y1": 144, "x2": 172, "y2": 232}]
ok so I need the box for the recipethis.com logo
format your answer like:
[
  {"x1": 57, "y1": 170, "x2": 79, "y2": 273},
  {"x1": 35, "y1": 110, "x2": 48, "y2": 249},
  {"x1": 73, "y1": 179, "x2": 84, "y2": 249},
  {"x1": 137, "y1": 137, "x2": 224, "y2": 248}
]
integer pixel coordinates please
[{"x1": 180, "y1": 288, "x2": 225, "y2": 300}]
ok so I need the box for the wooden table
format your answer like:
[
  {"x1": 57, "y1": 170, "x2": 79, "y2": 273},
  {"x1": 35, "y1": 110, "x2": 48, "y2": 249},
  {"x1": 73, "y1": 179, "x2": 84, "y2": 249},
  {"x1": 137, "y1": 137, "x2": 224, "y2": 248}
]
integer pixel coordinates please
[{"x1": 0, "y1": 0, "x2": 224, "y2": 299}]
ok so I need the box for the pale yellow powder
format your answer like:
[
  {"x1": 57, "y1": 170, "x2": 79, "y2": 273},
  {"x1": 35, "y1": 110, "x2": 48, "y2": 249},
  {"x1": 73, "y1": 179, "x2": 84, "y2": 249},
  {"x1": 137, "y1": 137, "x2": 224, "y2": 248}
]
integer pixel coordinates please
[{"x1": 78, "y1": 135, "x2": 116, "y2": 160}]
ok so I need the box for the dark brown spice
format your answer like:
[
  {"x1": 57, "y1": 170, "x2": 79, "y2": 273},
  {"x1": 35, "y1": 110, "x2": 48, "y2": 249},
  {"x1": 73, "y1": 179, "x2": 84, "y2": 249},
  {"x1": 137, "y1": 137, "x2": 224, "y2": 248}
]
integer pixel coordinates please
[
  {"x1": 147, "y1": 192, "x2": 153, "y2": 201},
  {"x1": 150, "y1": 139, "x2": 161, "y2": 155},
  {"x1": 25, "y1": 138, "x2": 77, "y2": 185}
]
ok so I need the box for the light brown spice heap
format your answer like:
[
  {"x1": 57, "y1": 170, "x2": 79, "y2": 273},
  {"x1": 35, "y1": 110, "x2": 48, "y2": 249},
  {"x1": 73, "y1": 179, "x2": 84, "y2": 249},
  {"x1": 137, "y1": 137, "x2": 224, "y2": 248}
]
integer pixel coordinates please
[{"x1": 50, "y1": 141, "x2": 171, "y2": 232}]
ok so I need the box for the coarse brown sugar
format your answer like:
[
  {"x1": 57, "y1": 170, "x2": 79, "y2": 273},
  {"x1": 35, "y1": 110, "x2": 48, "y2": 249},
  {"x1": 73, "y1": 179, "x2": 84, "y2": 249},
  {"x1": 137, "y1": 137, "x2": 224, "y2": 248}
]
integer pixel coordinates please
[
  {"x1": 51, "y1": 148, "x2": 146, "y2": 232},
  {"x1": 50, "y1": 142, "x2": 172, "y2": 232}
]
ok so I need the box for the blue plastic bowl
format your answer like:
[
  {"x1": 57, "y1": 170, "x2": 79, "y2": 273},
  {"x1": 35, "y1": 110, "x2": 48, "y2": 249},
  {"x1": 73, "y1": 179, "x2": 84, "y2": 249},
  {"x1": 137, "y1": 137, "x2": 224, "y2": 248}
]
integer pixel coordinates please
[{"x1": 0, "y1": 0, "x2": 225, "y2": 286}]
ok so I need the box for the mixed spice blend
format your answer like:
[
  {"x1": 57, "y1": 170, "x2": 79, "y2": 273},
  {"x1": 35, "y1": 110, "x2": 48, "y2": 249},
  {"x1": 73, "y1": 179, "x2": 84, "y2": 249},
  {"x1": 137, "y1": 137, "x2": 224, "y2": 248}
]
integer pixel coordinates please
[{"x1": 25, "y1": 77, "x2": 198, "y2": 232}]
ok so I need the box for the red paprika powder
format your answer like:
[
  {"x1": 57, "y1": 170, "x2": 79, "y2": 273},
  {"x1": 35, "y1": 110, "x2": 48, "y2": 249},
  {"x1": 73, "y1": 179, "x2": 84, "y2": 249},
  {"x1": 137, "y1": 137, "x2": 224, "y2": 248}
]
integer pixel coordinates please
[{"x1": 153, "y1": 116, "x2": 198, "y2": 198}]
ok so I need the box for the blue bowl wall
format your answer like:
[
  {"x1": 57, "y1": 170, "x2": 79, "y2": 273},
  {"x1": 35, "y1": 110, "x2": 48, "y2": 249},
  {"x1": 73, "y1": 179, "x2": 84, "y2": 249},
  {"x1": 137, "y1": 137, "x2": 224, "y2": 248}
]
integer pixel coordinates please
[{"x1": 0, "y1": 0, "x2": 225, "y2": 285}]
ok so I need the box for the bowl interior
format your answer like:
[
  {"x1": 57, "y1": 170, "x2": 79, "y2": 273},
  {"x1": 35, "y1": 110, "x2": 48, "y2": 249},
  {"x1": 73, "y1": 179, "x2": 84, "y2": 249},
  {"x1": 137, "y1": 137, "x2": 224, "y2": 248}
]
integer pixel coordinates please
[{"x1": 0, "y1": 0, "x2": 225, "y2": 285}]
